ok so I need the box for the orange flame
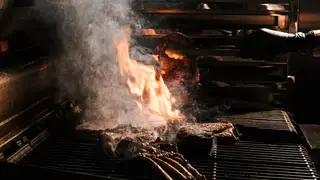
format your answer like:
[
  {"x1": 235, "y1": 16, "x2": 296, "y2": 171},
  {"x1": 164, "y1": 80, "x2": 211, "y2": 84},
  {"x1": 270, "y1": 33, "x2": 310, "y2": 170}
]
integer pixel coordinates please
[
  {"x1": 113, "y1": 27, "x2": 183, "y2": 122},
  {"x1": 165, "y1": 49, "x2": 185, "y2": 60},
  {"x1": 142, "y1": 29, "x2": 157, "y2": 35}
]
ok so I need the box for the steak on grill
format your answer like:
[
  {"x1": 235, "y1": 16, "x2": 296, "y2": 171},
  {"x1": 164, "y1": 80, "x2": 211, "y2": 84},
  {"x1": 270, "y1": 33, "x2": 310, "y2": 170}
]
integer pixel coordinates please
[
  {"x1": 176, "y1": 123, "x2": 240, "y2": 156},
  {"x1": 99, "y1": 124, "x2": 158, "y2": 157},
  {"x1": 100, "y1": 123, "x2": 239, "y2": 157},
  {"x1": 99, "y1": 124, "x2": 206, "y2": 180}
]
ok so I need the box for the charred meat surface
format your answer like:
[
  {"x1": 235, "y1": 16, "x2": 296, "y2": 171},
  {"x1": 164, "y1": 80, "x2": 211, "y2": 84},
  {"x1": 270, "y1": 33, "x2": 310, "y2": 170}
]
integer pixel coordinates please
[
  {"x1": 99, "y1": 123, "x2": 239, "y2": 179},
  {"x1": 99, "y1": 124, "x2": 158, "y2": 157},
  {"x1": 176, "y1": 123, "x2": 240, "y2": 156},
  {"x1": 99, "y1": 124, "x2": 206, "y2": 180}
]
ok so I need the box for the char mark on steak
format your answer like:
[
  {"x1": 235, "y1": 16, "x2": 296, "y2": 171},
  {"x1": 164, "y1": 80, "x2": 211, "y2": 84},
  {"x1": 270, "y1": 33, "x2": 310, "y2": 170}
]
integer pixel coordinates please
[
  {"x1": 99, "y1": 124, "x2": 206, "y2": 180},
  {"x1": 99, "y1": 123, "x2": 240, "y2": 179},
  {"x1": 176, "y1": 123, "x2": 240, "y2": 156}
]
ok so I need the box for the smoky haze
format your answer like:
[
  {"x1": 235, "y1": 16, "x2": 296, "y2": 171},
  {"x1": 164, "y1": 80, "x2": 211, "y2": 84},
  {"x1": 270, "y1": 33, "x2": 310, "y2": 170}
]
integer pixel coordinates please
[{"x1": 35, "y1": 0, "x2": 167, "y2": 130}]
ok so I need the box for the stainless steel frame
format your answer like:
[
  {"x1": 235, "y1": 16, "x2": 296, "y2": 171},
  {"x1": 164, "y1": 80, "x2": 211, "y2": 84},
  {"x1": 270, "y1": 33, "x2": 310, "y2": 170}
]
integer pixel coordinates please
[
  {"x1": 134, "y1": 0, "x2": 297, "y2": 31},
  {"x1": 133, "y1": 0, "x2": 300, "y2": 57},
  {"x1": 132, "y1": 0, "x2": 301, "y2": 106}
]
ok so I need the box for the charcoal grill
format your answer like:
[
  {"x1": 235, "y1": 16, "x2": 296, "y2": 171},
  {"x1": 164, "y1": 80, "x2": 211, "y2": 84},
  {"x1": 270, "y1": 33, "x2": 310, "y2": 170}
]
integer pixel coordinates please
[
  {"x1": 1, "y1": 108, "x2": 319, "y2": 180},
  {"x1": 2, "y1": 0, "x2": 320, "y2": 179}
]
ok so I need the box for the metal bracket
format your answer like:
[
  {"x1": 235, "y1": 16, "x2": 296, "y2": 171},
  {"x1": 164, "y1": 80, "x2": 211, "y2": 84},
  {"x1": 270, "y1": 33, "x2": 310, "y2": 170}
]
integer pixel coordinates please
[
  {"x1": 6, "y1": 144, "x2": 33, "y2": 163},
  {"x1": 30, "y1": 130, "x2": 50, "y2": 148},
  {"x1": 16, "y1": 140, "x2": 23, "y2": 148},
  {"x1": 22, "y1": 136, "x2": 29, "y2": 143},
  {"x1": 282, "y1": 110, "x2": 297, "y2": 133}
]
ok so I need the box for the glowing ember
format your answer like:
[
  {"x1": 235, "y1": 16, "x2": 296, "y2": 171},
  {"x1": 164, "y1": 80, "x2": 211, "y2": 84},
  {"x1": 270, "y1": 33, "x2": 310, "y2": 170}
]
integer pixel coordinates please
[
  {"x1": 142, "y1": 29, "x2": 157, "y2": 35},
  {"x1": 113, "y1": 27, "x2": 183, "y2": 123},
  {"x1": 164, "y1": 49, "x2": 185, "y2": 60}
]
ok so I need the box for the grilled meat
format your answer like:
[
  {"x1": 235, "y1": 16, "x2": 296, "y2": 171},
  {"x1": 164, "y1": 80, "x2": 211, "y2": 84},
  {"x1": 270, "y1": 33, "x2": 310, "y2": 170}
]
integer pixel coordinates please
[
  {"x1": 99, "y1": 124, "x2": 206, "y2": 180},
  {"x1": 99, "y1": 124, "x2": 157, "y2": 157},
  {"x1": 176, "y1": 123, "x2": 240, "y2": 156}
]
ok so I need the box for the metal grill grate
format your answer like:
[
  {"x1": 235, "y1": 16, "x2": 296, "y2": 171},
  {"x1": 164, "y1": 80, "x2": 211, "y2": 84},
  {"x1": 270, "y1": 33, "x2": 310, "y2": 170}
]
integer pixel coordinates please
[
  {"x1": 217, "y1": 110, "x2": 294, "y2": 131},
  {"x1": 216, "y1": 110, "x2": 299, "y2": 144},
  {"x1": 15, "y1": 131, "x2": 319, "y2": 180},
  {"x1": 191, "y1": 142, "x2": 319, "y2": 180},
  {"x1": 17, "y1": 133, "x2": 130, "y2": 179}
]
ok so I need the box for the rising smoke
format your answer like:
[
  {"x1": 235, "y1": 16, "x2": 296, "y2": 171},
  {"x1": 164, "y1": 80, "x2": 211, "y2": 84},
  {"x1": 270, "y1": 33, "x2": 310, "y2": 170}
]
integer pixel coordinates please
[{"x1": 34, "y1": 0, "x2": 167, "y2": 130}]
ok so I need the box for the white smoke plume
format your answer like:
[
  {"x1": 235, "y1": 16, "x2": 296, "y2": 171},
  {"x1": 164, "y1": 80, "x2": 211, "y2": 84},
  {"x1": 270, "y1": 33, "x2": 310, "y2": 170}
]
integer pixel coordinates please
[{"x1": 35, "y1": 0, "x2": 167, "y2": 130}]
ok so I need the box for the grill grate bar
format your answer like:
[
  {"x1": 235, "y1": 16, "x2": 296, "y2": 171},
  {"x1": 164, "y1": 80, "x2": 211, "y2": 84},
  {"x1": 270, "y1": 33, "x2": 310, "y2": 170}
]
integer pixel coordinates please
[
  {"x1": 216, "y1": 152, "x2": 312, "y2": 163},
  {"x1": 20, "y1": 146, "x2": 119, "y2": 163},
  {"x1": 229, "y1": 141, "x2": 302, "y2": 148},
  {"x1": 217, "y1": 149, "x2": 306, "y2": 158},
  {"x1": 189, "y1": 159, "x2": 319, "y2": 179},
  {"x1": 214, "y1": 156, "x2": 312, "y2": 165},
  {"x1": 215, "y1": 167, "x2": 318, "y2": 179},
  {"x1": 29, "y1": 149, "x2": 97, "y2": 158},
  {"x1": 219, "y1": 144, "x2": 304, "y2": 153},
  {"x1": 18, "y1": 161, "x2": 116, "y2": 171},
  {"x1": 30, "y1": 147, "x2": 97, "y2": 154},
  {"x1": 214, "y1": 176, "x2": 269, "y2": 180},
  {"x1": 31, "y1": 145, "x2": 96, "y2": 152},
  {"x1": 16, "y1": 163, "x2": 130, "y2": 179},
  {"x1": 45, "y1": 140, "x2": 97, "y2": 146},
  {"x1": 193, "y1": 162, "x2": 317, "y2": 174},
  {"x1": 19, "y1": 157, "x2": 119, "y2": 167},
  {"x1": 41, "y1": 143, "x2": 96, "y2": 149},
  {"x1": 220, "y1": 142, "x2": 305, "y2": 150},
  {"x1": 216, "y1": 172, "x2": 319, "y2": 180},
  {"x1": 216, "y1": 161, "x2": 318, "y2": 172},
  {"x1": 33, "y1": 141, "x2": 96, "y2": 148},
  {"x1": 214, "y1": 175, "x2": 318, "y2": 180},
  {"x1": 195, "y1": 157, "x2": 313, "y2": 166}
]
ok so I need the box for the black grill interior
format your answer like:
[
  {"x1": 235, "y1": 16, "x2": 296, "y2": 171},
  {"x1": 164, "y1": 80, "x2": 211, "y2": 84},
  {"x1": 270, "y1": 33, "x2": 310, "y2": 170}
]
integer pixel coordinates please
[{"x1": 15, "y1": 130, "x2": 320, "y2": 180}]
